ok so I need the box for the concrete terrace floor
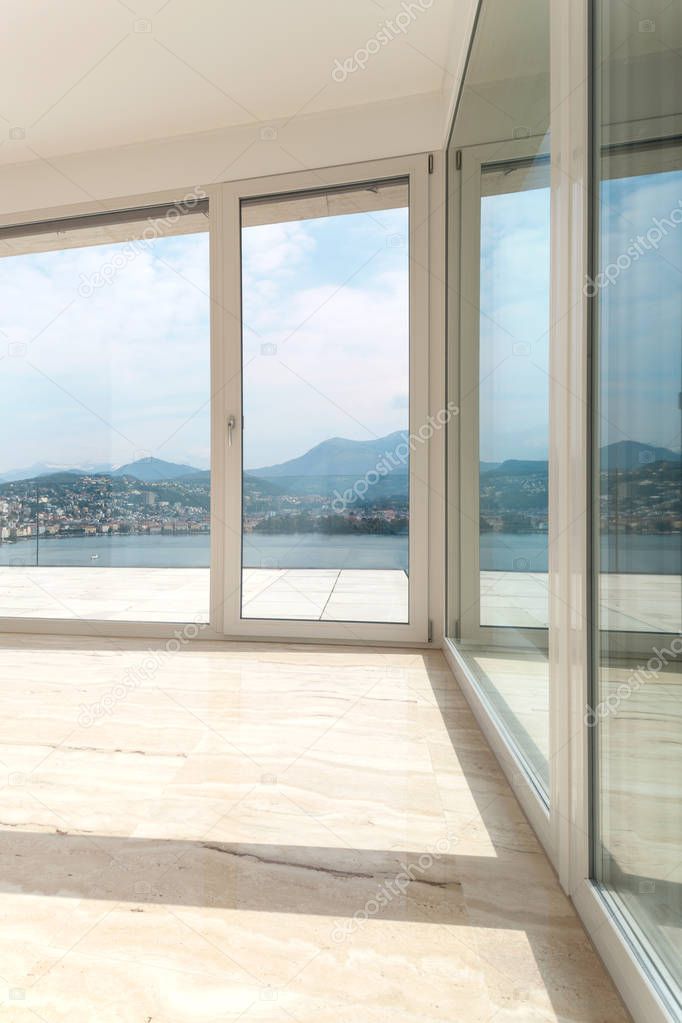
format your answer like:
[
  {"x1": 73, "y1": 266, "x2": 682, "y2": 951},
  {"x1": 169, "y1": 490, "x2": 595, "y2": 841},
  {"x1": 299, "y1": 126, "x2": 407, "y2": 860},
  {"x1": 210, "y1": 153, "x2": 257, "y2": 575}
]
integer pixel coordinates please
[
  {"x1": 0, "y1": 567, "x2": 408, "y2": 624},
  {"x1": 0, "y1": 567, "x2": 679, "y2": 631},
  {"x1": 0, "y1": 633, "x2": 632, "y2": 1022}
]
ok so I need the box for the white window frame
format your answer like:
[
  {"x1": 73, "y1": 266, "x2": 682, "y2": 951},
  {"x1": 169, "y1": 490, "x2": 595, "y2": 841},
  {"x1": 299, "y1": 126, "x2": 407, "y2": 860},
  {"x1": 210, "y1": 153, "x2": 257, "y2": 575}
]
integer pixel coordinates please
[
  {"x1": 0, "y1": 157, "x2": 432, "y2": 645},
  {"x1": 457, "y1": 138, "x2": 552, "y2": 650},
  {"x1": 0, "y1": 185, "x2": 223, "y2": 641},
  {"x1": 211, "y1": 156, "x2": 431, "y2": 644}
]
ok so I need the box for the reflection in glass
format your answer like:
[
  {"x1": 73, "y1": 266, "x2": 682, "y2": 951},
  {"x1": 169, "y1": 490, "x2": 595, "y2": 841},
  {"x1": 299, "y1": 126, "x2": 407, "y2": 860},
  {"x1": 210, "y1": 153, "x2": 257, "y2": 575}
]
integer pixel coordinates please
[
  {"x1": 591, "y1": 0, "x2": 682, "y2": 1004},
  {"x1": 446, "y1": 0, "x2": 551, "y2": 800},
  {"x1": 479, "y1": 163, "x2": 550, "y2": 630}
]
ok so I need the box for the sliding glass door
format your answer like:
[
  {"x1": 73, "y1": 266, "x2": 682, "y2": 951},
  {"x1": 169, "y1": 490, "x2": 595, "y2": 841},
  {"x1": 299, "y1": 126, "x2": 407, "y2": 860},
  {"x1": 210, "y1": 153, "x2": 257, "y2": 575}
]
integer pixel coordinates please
[
  {"x1": 444, "y1": 0, "x2": 552, "y2": 805},
  {"x1": 216, "y1": 160, "x2": 429, "y2": 641},
  {"x1": 455, "y1": 144, "x2": 551, "y2": 798},
  {"x1": 590, "y1": 0, "x2": 682, "y2": 1008},
  {"x1": 0, "y1": 159, "x2": 428, "y2": 640}
]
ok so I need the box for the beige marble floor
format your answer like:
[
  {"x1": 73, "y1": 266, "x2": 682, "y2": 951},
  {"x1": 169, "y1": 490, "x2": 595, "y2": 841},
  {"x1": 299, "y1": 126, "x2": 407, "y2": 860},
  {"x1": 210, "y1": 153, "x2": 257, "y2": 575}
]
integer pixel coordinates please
[
  {"x1": 0, "y1": 634, "x2": 631, "y2": 1022},
  {"x1": 456, "y1": 642, "x2": 682, "y2": 988}
]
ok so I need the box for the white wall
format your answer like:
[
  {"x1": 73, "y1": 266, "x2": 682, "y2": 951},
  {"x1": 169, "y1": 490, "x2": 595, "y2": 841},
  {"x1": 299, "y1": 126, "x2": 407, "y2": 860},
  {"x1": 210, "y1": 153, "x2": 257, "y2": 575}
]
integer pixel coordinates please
[{"x1": 0, "y1": 92, "x2": 447, "y2": 221}]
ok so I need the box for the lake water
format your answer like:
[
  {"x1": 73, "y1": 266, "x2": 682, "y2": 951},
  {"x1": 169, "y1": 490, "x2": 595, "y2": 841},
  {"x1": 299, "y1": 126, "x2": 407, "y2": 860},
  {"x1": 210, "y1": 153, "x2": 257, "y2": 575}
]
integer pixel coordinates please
[
  {"x1": 0, "y1": 532, "x2": 408, "y2": 569},
  {"x1": 0, "y1": 531, "x2": 679, "y2": 573}
]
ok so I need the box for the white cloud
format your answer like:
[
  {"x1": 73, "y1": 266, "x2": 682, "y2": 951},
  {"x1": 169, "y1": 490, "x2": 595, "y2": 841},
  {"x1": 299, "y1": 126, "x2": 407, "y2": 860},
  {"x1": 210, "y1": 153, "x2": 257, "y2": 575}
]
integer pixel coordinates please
[{"x1": 0, "y1": 234, "x2": 211, "y2": 472}]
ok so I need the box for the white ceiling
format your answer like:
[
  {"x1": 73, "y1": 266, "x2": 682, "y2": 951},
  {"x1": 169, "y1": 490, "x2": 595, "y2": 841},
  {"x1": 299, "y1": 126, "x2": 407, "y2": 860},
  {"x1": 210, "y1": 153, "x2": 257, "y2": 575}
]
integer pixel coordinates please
[{"x1": 0, "y1": 0, "x2": 467, "y2": 167}]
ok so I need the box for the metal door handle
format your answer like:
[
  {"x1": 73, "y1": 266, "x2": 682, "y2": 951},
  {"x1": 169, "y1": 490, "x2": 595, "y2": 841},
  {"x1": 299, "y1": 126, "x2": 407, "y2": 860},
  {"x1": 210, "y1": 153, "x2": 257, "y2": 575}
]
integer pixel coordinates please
[{"x1": 227, "y1": 415, "x2": 236, "y2": 447}]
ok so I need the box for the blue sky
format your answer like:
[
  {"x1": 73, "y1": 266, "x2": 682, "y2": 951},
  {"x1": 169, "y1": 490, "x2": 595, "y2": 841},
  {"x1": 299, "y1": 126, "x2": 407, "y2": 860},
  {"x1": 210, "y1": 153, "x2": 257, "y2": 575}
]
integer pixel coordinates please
[
  {"x1": 479, "y1": 186, "x2": 551, "y2": 463},
  {"x1": 0, "y1": 205, "x2": 409, "y2": 475},
  {"x1": 597, "y1": 168, "x2": 682, "y2": 454},
  {"x1": 0, "y1": 230, "x2": 211, "y2": 474},
  {"x1": 478, "y1": 167, "x2": 682, "y2": 462},
  {"x1": 1, "y1": 169, "x2": 680, "y2": 476},
  {"x1": 241, "y1": 205, "x2": 409, "y2": 469}
]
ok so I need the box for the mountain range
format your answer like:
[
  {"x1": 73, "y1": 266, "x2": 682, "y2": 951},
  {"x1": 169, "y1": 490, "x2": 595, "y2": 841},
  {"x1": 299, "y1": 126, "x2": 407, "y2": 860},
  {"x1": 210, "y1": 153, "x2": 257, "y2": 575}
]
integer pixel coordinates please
[
  {"x1": 0, "y1": 437, "x2": 679, "y2": 486},
  {"x1": 249, "y1": 431, "x2": 410, "y2": 478},
  {"x1": 598, "y1": 440, "x2": 681, "y2": 471},
  {"x1": 0, "y1": 461, "x2": 114, "y2": 483},
  {"x1": 0, "y1": 457, "x2": 207, "y2": 486},
  {"x1": 110, "y1": 457, "x2": 202, "y2": 482}
]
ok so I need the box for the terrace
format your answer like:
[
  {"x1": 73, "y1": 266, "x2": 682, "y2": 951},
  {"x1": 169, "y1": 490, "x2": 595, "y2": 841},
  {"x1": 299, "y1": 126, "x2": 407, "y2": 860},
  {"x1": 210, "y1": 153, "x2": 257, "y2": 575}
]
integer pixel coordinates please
[{"x1": 1, "y1": 566, "x2": 678, "y2": 633}]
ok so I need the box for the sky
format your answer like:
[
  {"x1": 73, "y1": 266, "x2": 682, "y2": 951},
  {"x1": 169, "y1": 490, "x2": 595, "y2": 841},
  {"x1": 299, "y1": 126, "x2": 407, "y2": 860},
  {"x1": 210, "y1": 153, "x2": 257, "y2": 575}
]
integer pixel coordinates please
[
  {"x1": 479, "y1": 186, "x2": 551, "y2": 463},
  {"x1": 0, "y1": 204, "x2": 409, "y2": 475},
  {"x1": 597, "y1": 167, "x2": 682, "y2": 455},
  {"x1": 241, "y1": 205, "x2": 409, "y2": 469},
  {"x1": 0, "y1": 231, "x2": 211, "y2": 474},
  {"x1": 0, "y1": 167, "x2": 680, "y2": 476},
  {"x1": 478, "y1": 167, "x2": 682, "y2": 462}
]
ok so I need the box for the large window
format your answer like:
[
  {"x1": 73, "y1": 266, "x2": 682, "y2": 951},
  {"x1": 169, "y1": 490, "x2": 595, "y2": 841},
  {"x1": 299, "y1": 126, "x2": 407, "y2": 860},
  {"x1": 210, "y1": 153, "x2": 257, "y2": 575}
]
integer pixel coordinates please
[
  {"x1": 590, "y1": 0, "x2": 682, "y2": 1008},
  {"x1": 0, "y1": 161, "x2": 427, "y2": 641},
  {"x1": 446, "y1": 0, "x2": 551, "y2": 800},
  {"x1": 0, "y1": 200, "x2": 211, "y2": 623}
]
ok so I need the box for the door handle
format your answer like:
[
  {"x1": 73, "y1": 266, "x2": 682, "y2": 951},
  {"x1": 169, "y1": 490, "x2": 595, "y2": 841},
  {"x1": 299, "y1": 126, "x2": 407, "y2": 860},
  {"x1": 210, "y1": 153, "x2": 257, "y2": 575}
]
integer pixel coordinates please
[{"x1": 227, "y1": 414, "x2": 236, "y2": 447}]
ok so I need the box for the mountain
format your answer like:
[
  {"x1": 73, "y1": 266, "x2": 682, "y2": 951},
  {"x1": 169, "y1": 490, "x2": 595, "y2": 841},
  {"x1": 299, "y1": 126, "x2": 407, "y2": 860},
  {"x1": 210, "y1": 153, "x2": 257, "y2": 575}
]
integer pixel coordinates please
[
  {"x1": 600, "y1": 441, "x2": 680, "y2": 472},
  {"x1": 2, "y1": 438, "x2": 678, "y2": 489},
  {"x1": 487, "y1": 459, "x2": 548, "y2": 476},
  {"x1": 32, "y1": 471, "x2": 90, "y2": 485},
  {"x1": 249, "y1": 431, "x2": 410, "y2": 479},
  {"x1": 0, "y1": 457, "x2": 206, "y2": 485},
  {"x1": 175, "y1": 469, "x2": 211, "y2": 483},
  {"x1": 111, "y1": 457, "x2": 202, "y2": 482},
  {"x1": 482, "y1": 444, "x2": 680, "y2": 476},
  {"x1": 243, "y1": 473, "x2": 285, "y2": 496},
  {"x1": 0, "y1": 461, "x2": 112, "y2": 483}
]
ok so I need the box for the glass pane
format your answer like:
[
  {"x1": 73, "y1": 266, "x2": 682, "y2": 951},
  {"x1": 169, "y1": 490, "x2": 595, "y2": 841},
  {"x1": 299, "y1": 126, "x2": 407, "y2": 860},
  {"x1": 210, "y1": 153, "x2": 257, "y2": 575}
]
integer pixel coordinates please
[
  {"x1": 591, "y1": 0, "x2": 682, "y2": 1005},
  {"x1": 0, "y1": 201, "x2": 211, "y2": 623},
  {"x1": 445, "y1": 0, "x2": 551, "y2": 801},
  {"x1": 479, "y1": 162, "x2": 550, "y2": 630},
  {"x1": 240, "y1": 180, "x2": 409, "y2": 623}
]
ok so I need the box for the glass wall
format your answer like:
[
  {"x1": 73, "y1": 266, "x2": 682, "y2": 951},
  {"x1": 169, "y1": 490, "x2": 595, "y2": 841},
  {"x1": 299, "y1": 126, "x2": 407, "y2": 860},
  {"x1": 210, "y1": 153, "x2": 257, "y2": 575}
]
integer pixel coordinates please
[
  {"x1": 591, "y1": 0, "x2": 682, "y2": 1007},
  {"x1": 0, "y1": 200, "x2": 211, "y2": 623},
  {"x1": 446, "y1": 0, "x2": 551, "y2": 799}
]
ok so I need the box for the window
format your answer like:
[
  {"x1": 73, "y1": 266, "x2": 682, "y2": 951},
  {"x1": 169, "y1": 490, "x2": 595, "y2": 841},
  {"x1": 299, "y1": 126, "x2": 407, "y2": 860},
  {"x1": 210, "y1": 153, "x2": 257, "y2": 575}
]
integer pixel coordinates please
[
  {"x1": 0, "y1": 199, "x2": 211, "y2": 623},
  {"x1": 238, "y1": 180, "x2": 411, "y2": 625},
  {"x1": 590, "y1": 0, "x2": 682, "y2": 1004},
  {"x1": 446, "y1": 0, "x2": 551, "y2": 800}
]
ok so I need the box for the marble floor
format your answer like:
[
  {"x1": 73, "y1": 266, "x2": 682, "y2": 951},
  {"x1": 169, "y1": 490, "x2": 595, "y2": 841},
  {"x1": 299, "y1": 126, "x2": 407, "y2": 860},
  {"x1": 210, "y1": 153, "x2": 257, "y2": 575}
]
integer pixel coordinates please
[
  {"x1": 455, "y1": 642, "x2": 682, "y2": 987},
  {"x1": 0, "y1": 634, "x2": 631, "y2": 1022}
]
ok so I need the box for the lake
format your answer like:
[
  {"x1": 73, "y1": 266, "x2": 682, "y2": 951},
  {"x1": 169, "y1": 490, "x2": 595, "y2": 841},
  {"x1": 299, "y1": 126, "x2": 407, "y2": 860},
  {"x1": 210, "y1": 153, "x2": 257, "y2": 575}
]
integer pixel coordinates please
[{"x1": 0, "y1": 531, "x2": 679, "y2": 573}]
